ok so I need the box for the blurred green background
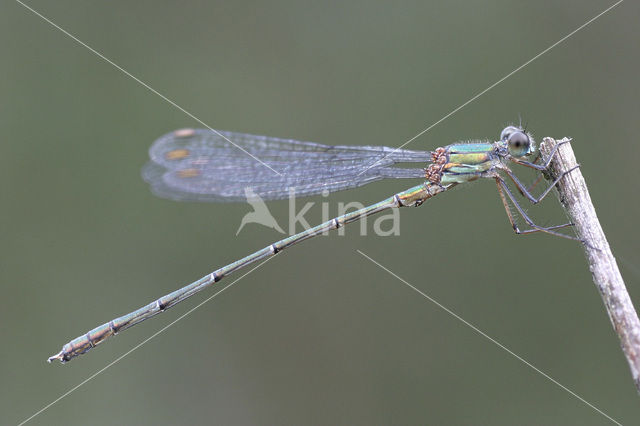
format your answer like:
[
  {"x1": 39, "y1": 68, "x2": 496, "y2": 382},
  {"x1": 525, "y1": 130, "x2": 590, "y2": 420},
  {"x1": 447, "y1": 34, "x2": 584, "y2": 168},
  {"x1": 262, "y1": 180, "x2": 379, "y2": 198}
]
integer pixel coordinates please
[{"x1": 2, "y1": 1, "x2": 638, "y2": 424}]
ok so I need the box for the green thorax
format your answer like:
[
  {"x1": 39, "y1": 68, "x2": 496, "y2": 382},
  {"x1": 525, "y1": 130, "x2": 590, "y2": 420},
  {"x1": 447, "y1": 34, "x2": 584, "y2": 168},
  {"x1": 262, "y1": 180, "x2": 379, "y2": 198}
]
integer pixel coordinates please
[{"x1": 438, "y1": 142, "x2": 498, "y2": 185}]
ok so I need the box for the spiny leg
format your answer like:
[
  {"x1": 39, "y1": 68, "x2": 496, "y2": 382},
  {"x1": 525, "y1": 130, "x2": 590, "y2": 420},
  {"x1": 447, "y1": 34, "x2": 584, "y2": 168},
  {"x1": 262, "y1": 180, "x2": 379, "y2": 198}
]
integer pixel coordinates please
[
  {"x1": 509, "y1": 153, "x2": 544, "y2": 195},
  {"x1": 493, "y1": 178, "x2": 571, "y2": 236},
  {"x1": 505, "y1": 148, "x2": 552, "y2": 196},
  {"x1": 495, "y1": 175, "x2": 518, "y2": 229},
  {"x1": 493, "y1": 176, "x2": 579, "y2": 241},
  {"x1": 524, "y1": 153, "x2": 544, "y2": 192},
  {"x1": 525, "y1": 174, "x2": 544, "y2": 194},
  {"x1": 501, "y1": 164, "x2": 580, "y2": 204},
  {"x1": 508, "y1": 166, "x2": 543, "y2": 198}
]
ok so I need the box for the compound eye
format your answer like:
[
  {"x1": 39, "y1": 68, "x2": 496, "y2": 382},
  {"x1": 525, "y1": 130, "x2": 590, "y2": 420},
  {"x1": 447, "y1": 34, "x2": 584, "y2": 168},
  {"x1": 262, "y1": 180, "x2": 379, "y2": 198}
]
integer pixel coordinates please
[
  {"x1": 507, "y1": 131, "x2": 531, "y2": 157},
  {"x1": 500, "y1": 125, "x2": 520, "y2": 142}
]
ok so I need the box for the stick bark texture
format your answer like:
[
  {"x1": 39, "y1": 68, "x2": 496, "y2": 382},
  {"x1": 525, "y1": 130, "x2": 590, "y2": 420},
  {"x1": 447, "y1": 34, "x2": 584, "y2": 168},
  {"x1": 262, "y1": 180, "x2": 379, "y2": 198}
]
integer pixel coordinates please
[{"x1": 540, "y1": 137, "x2": 640, "y2": 392}]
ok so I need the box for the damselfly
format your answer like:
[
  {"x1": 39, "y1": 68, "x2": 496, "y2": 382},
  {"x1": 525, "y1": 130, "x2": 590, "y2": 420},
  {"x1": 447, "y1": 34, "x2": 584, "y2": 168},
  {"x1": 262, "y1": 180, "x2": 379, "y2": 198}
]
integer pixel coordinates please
[{"x1": 49, "y1": 125, "x2": 577, "y2": 363}]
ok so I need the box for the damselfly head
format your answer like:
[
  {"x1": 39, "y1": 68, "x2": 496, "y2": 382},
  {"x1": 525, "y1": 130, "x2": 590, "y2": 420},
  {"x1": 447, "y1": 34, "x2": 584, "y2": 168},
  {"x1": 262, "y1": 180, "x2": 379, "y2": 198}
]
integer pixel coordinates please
[{"x1": 500, "y1": 125, "x2": 535, "y2": 158}]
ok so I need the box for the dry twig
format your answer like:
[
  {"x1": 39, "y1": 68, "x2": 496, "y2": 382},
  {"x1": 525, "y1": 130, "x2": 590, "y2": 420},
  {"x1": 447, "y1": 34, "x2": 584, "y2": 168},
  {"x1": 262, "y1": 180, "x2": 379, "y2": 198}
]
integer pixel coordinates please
[{"x1": 540, "y1": 137, "x2": 640, "y2": 393}]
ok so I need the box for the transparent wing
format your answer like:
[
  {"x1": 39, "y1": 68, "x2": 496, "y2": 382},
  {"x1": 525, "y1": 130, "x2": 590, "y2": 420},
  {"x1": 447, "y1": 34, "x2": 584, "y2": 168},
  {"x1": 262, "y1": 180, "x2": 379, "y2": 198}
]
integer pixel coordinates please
[{"x1": 142, "y1": 128, "x2": 430, "y2": 202}]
